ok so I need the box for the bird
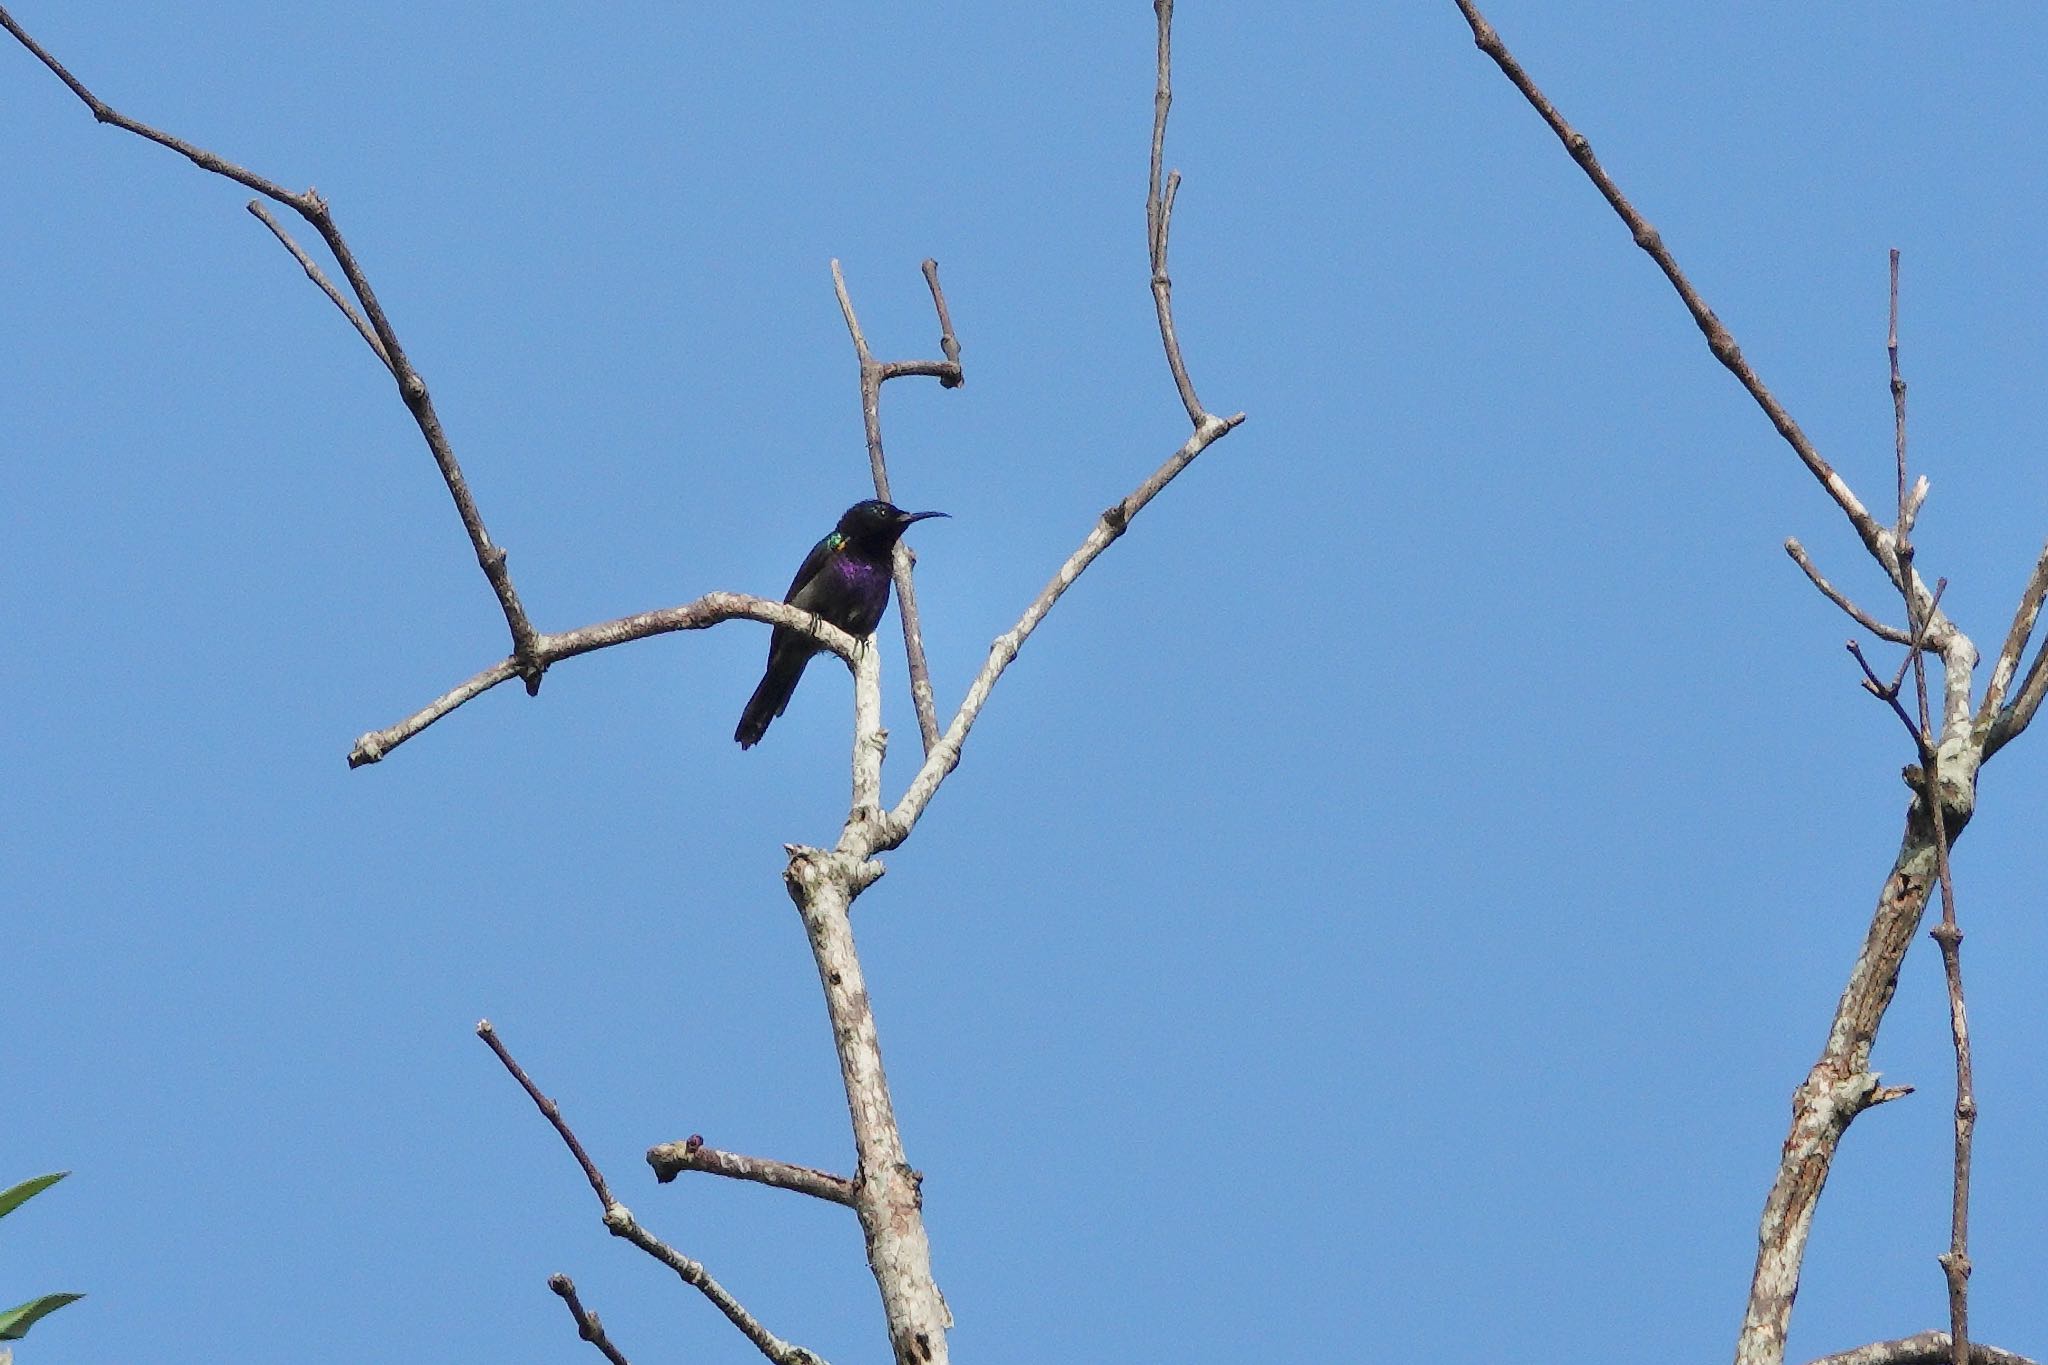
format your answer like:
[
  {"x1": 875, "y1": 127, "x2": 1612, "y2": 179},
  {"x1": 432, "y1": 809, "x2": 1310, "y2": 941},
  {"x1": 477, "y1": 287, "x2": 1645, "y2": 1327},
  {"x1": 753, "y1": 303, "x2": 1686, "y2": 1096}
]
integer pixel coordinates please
[{"x1": 735, "y1": 499, "x2": 947, "y2": 748}]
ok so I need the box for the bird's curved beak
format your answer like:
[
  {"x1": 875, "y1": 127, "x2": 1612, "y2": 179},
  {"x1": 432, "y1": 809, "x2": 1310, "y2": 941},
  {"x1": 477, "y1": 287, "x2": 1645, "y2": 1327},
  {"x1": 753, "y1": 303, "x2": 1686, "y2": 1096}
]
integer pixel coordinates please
[{"x1": 898, "y1": 510, "x2": 949, "y2": 525}]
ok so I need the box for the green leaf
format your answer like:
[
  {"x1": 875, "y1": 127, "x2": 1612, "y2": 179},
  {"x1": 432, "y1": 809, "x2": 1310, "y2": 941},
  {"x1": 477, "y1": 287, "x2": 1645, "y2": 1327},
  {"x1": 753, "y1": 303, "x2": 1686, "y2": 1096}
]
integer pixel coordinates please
[
  {"x1": 0, "y1": 1293, "x2": 83, "y2": 1340},
  {"x1": 0, "y1": 1174, "x2": 67, "y2": 1222}
]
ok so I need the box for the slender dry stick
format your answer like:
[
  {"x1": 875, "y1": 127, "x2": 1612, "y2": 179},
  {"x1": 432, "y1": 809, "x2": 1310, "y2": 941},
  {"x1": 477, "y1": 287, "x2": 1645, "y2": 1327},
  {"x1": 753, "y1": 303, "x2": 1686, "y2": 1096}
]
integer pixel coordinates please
[
  {"x1": 1847, "y1": 637, "x2": 1933, "y2": 752},
  {"x1": 1149, "y1": 0, "x2": 1206, "y2": 427},
  {"x1": 879, "y1": 413, "x2": 1238, "y2": 846},
  {"x1": 246, "y1": 202, "x2": 391, "y2": 371},
  {"x1": 0, "y1": 5, "x2": 543, "y2": 677},
  {"x1": 477, "y1": 1022, "x2": 827, "y2": 1365},
  {"x1": 1803, "y1": 1334, "x2": 2037, "y2": 1365},
  {"x1": 1448, "y1": 0, "x2": 1899, "y2": 580},
  {"x1": 349, "y1": 594, "x2": 860, "y2": 765},
  {"x1": 646, "y1": 1135, "x2": 856, "y2": 1207},
  {"x1": 875, "y1": 0, "x2": 1245, "y2": 848},
  {"x1": 1788, "y1": 539, "x2": 1914, "y2": 644},
  {"x1": 829, "y1": 258, "x2": 965, "y2": 756},
  {"x1": 1890, "y1": 259, "x2": 1976, "y2": 1365},
  {"x1": 548, "y1": 1275, "x2": 633, "y2": 1365},
  {"x1": 1891, "y1": 252, "x2": 1910, "y2": 534}
]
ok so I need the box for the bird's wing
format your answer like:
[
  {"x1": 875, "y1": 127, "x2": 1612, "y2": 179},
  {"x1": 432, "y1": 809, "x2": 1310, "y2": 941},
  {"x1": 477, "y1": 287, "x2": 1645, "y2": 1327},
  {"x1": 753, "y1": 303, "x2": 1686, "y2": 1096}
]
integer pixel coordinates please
[{"x1": 785, "y1": 531, "x2": 842, "y2": 602}]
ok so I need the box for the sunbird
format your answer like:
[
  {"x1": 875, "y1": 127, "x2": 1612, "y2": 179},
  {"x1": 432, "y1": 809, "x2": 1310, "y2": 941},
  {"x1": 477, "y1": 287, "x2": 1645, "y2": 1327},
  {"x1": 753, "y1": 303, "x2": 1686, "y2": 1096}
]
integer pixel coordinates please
[{"x1": 735, "y1": 499, "x2": 947, "y2": 748}]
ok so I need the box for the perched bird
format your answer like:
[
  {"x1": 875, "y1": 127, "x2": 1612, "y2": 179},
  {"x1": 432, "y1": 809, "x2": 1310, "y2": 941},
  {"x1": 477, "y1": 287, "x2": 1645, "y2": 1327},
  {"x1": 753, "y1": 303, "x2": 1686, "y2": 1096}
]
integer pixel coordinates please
[{"x1": 735, "y1": 499, "x2": 947, "y2": 748}]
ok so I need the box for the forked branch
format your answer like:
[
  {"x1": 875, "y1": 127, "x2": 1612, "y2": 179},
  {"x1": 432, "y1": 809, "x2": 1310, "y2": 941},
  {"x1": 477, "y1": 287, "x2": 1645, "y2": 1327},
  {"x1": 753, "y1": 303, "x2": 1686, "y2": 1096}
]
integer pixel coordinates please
[
  {"x1": 830, "y1": 258, "x2": 966, "y2": 755},
  {"x1": 478, "y1": 1023, "x2": 826, "y2": 1365},
  {"x1": 1448, "y1": 9, "x2": 2016, "y2": 1365},
  {"x1": 0, "y1": 5, "x2": 542, "y2": 677}
]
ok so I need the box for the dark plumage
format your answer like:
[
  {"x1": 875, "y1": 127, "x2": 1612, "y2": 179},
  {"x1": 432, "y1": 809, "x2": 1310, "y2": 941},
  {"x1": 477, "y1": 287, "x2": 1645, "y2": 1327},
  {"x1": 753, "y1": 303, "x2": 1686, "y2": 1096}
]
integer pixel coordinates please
[{"x1": 735, "y1": 499, "x2": 946, "y2": 749}]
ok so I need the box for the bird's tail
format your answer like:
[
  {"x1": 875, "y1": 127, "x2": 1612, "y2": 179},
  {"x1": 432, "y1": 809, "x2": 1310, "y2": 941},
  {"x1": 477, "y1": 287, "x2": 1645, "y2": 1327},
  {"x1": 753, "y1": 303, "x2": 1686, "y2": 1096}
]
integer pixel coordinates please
[{"x1": 735, "y1": 651, "x2": 810, "y2": 748}]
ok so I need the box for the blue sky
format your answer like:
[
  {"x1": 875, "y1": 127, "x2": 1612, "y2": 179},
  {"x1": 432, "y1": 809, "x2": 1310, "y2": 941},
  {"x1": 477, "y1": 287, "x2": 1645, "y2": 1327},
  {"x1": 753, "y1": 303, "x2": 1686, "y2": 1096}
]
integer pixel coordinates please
[{"x1": 5, "y1": 4, "x2": 2045, "y2": 1362}]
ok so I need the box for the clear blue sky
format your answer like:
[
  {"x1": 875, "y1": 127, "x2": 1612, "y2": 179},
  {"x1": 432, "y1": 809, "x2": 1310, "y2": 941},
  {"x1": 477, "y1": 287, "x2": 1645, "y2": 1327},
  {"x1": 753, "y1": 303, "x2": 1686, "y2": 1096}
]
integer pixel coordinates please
[{"x1": 5, "y1": 4, "x2": 2045, "y2": 1362}]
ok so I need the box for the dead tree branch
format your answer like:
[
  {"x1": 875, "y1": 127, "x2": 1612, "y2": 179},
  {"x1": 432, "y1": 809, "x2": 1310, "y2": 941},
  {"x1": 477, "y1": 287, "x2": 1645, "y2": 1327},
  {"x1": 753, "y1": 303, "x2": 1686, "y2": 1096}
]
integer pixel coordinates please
[
  {"x1": 1786, "y1": 539, "x2": 1914, "y2": 645},
  {"x1": 479, "y1": 1023, "x2": 827, "y2": 1365},
  {"x1": 548, "y1": 1275, "x2": 634, "y2": 1365},
  {"x1": 1447, "y1": 9, "x2": 2032, "y2": 1365},
  {"x1": 646, "y1": 1135, "x2": 856, "y2": 1207},
  {"x1": 1890, "y1": 257, "x2": 1978, "y2": 1365},
  {"x1": 830, "y1": 259, "x2": 965, "y2": 756},
  {"x1": 0, "y1": 4, "x2": 543, "y2": 679}
]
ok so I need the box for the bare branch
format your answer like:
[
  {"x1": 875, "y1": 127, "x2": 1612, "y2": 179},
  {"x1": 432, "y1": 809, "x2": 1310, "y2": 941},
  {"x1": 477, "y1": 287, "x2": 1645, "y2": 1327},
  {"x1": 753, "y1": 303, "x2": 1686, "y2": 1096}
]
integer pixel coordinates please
[
  {"x1": 879, "y1": 412, "x2": 1241, "y2": 847},
  {"x1": 921, "y1": 258, "x2": 964, "y2": 383},
  {"x1": 477, "y1": 1020, "x2": 616, "y2": 1207},
  {"x1": 1449, "y1": 19, "x2": 2001, "y2": 1359},
  {"x1": 348, "y1": 594, "x2": 860, "y2": 766},
  {"x1": 647, "y1": 1135, "x2": 856, "y2": 1208},
  {"x1": 1448, "y1": 0, "x2": 1894, "y2": 576},
  {"x1": 1802, "y1": 1333, "x2": 2036, "y2": 1365},
  {"x1": 246, "y1": 201, "x2": 390, "y2": 372},
  {"x1": 1891, "y1": 250, "x2": 1910, "y2": 536},
  {"x1": 1893, "y1": 257, "x2": 1978, "y2": 1364},
  {"x1": 867, "y1": 0, "x2": 1245, "y2": 850},
  {"x1": 548, "y1": 1274, "x2": 633, "y2": 1365},
  {"x1": 478, "y1": 1022, "x2": 827, "y2": 1365},
  {"x1": 0, "y1": 5, "x2": 543, "y2": 675},
  {"x1": 1929, "y1": 784, "x2": 1977, "y2": 1365},
  {"x1": 829, "y1": 259, "x2": 964, "y2": 756},
  {"x1": 1786, "y1": 539, "x2": 1913, "y2": 644},
  {"x1": 1847, "y1": 639, "x2": 1928, "y2": 752},
  {"x1": 1149, "y1": 1, "x2": 1207, "y2": 427}
]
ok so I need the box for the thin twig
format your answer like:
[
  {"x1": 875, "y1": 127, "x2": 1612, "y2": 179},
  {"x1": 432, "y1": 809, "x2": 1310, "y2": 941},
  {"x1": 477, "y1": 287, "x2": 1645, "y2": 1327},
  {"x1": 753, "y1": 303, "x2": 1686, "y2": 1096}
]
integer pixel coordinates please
[
  {"x1": 1927, "y1": 721, "x2": 1976, "y2": 1365},
  {"x1": 477, "y1": 1022, "x2": 827, "y2": 1365},
  {"x1": 349, "y1": 593, "x2": 860, "y2": 766},
  {"x1": 1, "y1": 5, "x2": 543, "y2": 676},
  {"x1": 1886, "y1": 577, "x2": 1950, "y2": 701},
  {"x1": 246, "y1": 201, "x2": 391, "y2": 371},
  {"x1": 1847, "y1": 640, "x2": 1927, "y2": 751},
  {"x1": 1148, "y1": 0, "x2": 1206, "y2": 427},
  {"x1": 1786, "y1": 539, "x2": 1913, "y2": 644},
  {"x1": 647, "y1": 1135, "x2": 856, "y2": 1207},
  {"x1": 921, "y1": 258, "x2": 963, "y2": 383},
  {"x1": 548, "y1": 1274, "x2": 633, "y2": 1365},
  {"x1": 829, "y1": 259, "x2": 964, "y2": 755},
  {"x1": 1890, "y1": 268, "x2": 1977, "y2": 1365},
  {"x1": 1802, "y1": 1333, "x2": 2035, "y2": 1365},
  {"x1": 477, "y1": 1021, "x2": 616, "y2": 1207},
  {"x1": 1891, "y1": 251, "x2": 1910, "y2": 536},
  {"x1": 1448, "y1": 0, "x2": 1894, "y2": 576},
  {"x1": 878, "y1": 412, "x2": 1240, "y2": 848}
]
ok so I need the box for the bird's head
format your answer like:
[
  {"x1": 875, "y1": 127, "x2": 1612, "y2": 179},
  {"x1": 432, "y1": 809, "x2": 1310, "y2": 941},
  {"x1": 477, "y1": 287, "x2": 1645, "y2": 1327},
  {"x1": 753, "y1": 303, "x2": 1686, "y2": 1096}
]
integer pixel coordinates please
[{"x1": 837, "y1": 499, "x2": 948, "y2": 554}]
